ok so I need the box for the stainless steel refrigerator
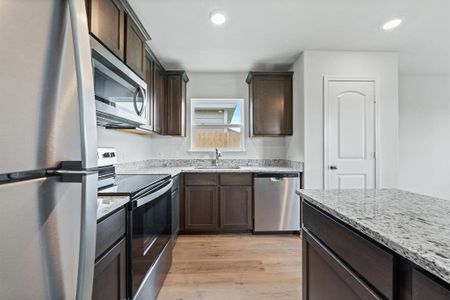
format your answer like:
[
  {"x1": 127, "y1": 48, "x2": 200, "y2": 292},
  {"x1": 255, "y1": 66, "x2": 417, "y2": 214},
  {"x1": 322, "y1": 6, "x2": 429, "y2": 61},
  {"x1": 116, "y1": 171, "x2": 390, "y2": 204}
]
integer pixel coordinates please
[{"x1": 0, "y1": 0, "x2": 98, "y2": 299}]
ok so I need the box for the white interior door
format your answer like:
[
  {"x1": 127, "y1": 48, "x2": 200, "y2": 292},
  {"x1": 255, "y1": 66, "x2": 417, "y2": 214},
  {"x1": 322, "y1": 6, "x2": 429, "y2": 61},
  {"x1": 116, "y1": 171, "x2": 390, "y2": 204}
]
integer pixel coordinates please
[{"x1": 325, "y1": 79, "x2": 376, "y2": 189}]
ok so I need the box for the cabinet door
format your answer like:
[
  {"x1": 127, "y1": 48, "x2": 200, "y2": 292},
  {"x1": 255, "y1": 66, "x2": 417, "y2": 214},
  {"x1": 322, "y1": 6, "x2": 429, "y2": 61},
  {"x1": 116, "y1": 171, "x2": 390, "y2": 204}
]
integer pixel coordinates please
[
  {"x1": 144, "y1": 55, "x2": 154, "y2": 130},
  {"x1": 251, "y1": 75, "x2": 293, "y2": 136},
  {"x1": 153, "y1": 64, "x2": 165, "y2": 134},
  {"x1": 412, "y1": 269, "x2": 450, "y2": 300},
  {"x1": 166, "y1": 75, "x2": 185, "y2": 136},
  {"x1": 184, "y1": 186, "x2": 219, "y2": 232},
  {"x1": 125, "y1": 15, "x2": 145, "y2": 78},
  {"x1": 220, "y1": 186, "x2": 252, "y2": 231},
  {"x1": 88, "y1": 0, "x2": 125, "y2": 60},
  {"x1": 303, "y1": 230, "x2": 380, "y2": 300},
  {"x1": 92, "y1": 238, "x2": 127, "y2": 300}
]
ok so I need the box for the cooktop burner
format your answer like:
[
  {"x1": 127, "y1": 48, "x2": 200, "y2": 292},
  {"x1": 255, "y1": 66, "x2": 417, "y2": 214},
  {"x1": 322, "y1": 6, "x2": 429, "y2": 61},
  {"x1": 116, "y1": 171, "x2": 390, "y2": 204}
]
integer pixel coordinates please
[{"x1": 98, "y1": 174, "x2": 171, "y2": 198}]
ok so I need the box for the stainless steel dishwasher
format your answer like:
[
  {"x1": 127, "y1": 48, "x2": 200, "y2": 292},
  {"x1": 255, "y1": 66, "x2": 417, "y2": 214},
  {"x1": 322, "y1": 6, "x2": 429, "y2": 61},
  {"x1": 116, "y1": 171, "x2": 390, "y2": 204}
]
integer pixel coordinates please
[{"x1": 254, "y1": 173, "x2": 301, "y2": 232}]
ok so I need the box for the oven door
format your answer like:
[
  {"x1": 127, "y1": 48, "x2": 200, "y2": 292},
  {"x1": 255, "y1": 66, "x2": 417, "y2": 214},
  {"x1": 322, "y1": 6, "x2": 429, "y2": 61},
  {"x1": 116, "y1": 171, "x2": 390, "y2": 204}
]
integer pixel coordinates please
[{"x1": 130, "y1": 180, "x2": 172, "y2": 297}]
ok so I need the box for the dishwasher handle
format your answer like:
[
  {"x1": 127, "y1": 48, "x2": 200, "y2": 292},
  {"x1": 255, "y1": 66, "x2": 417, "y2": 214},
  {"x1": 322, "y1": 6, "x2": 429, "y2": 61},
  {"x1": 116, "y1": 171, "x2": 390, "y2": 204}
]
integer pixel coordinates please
[
  {"x1": 270, "y1": 177, "x2": 284, "y2": 182},
  {"x1": 254, "y1": 172, "x2": 300, "y2": 179}
]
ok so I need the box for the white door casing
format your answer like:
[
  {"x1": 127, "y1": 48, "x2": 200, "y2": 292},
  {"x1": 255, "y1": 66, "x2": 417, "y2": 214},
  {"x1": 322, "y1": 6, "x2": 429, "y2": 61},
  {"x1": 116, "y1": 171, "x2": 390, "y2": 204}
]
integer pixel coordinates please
[{"x1": 324, "y1": 78, "x2": 377, "y2": 189}]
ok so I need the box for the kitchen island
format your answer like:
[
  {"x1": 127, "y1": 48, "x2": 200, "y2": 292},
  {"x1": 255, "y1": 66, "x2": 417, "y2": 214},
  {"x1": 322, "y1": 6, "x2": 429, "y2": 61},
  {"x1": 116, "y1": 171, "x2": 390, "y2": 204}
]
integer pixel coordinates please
[{"x1": 298, "y1": 189, "x2": 450, "y2": 300}]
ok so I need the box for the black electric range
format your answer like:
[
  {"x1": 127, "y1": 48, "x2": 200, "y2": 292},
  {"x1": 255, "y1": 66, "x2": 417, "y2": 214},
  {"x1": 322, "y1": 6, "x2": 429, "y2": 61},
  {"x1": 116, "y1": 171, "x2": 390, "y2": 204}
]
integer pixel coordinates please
[
  {"x1": 98, "y1": 173, "x2": 171, "y2": 199},
  {"x1": 98, "y1": 172, "x2": 174, "y2": 299}
]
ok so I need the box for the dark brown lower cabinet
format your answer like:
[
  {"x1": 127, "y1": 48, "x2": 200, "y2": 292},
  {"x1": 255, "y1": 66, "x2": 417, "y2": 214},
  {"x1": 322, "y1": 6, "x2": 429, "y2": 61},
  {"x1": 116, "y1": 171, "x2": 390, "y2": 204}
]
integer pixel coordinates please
[
  {"x1": 303, "y1": 230, "x2": 380, "y2": 300},
  {"x1": 182, "y1": 173, "x2": 253, "y2": 233},
  {"x1": 220, "y1": 186, "x2": 252, "y2": 231},
  {"x1": 303, "y1": 202, "x2": 394, "y2": 298},
  {"x1": 92, "y1": 238, "x2": 127, "y2": 300},
  {"x1": 412, "y1": 268, "x2": 450, "y2": 300},
  {"x1": 184, "y1": 186, "x2": 219, "y2": 232},
  {"x1": 302, "y1": 200, "x2": 450, "y2": 300}
]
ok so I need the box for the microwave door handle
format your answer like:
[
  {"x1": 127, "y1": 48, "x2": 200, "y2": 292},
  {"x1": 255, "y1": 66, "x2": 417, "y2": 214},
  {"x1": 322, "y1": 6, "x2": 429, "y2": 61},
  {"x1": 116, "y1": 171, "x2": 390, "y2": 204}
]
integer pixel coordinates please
[
  {"x1": 135, "y1": 180, "x2": 173, "y2": 208},
  {"x1": 68, "y1": 0, "x2": 97, "y2": 170},
  {"x1": 133, "y1": 87, "x2": 145, "y2": 116}
]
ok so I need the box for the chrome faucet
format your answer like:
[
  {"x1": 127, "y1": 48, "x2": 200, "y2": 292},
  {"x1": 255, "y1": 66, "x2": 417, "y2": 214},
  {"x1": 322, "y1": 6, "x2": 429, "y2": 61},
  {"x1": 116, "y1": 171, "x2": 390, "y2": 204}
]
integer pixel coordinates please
[{"x1": 214, "y1": 148, "x2": 222, "y2": 166}]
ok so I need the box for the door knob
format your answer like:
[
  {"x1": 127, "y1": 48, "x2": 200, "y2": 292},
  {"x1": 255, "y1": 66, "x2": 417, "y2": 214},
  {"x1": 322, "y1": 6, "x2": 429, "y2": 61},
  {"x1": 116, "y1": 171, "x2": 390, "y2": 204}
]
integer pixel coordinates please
[{"x1": 329, "y1": 165, "x2": 338, "y2": 170}]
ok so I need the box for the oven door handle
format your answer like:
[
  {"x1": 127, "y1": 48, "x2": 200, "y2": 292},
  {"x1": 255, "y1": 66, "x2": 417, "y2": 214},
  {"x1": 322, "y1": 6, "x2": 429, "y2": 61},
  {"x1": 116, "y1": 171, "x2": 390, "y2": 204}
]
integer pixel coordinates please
[{"x1": 134, "y1": 180, "x2": 173, "y2": 208}]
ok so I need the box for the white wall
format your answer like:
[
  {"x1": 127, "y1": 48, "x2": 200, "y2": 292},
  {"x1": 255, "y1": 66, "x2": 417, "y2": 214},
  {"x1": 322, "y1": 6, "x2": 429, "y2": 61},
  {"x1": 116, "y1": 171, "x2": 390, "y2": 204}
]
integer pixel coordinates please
[
  {"x1": 98, "y1": 72, "x2": 287, "y2": 163},
  {"x1": 97, "y1": 127, "x2": 154, "y2": 163},
  {"x1": 300, "y1": 51, "x2": 399, "y2": 189},
  {"x1": 285, "y1": 53, "x2": 305, "y2": 162},
  {"x1": 398, "y1": 75, "x2": 450, "y2": 200}
]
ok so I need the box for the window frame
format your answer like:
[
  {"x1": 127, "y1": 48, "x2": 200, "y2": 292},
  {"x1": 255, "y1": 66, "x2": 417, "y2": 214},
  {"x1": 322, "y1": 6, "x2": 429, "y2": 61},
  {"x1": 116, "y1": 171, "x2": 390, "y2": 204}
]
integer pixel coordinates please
[{"x1": 189, "y1": 98, "x2": 245, "y2": 152}]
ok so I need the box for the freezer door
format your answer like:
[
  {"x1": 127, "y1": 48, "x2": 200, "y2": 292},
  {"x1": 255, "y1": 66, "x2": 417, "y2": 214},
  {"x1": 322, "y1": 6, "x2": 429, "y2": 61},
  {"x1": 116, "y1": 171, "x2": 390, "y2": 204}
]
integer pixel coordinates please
[
  {"x1": 0, "y1": 173, "x2": 97, "y2": 300},
  {"x1": 0, "y1": 0, "x2": 97, "y2": 174}
]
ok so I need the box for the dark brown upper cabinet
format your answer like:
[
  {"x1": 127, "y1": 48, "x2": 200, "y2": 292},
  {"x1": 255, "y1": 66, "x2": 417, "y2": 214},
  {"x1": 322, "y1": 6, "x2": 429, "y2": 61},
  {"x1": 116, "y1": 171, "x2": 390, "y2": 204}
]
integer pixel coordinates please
[
  {"x1": 165, "y1": 71, "x2": 189, "y2": 136},
  {"x1": 246, "y1": 72, "x2": 293, "y2": 136},
  {"x1": 125, "y1": 15, "x2": 145, "y2": 79},
  {"x1": 153, "y1": 63, "x2": 165, "y2": 134},
  {"x1": 87, "y1": 0, "x2": 125, "y2": 60},
  {"x1": 144, "y1": 54, "x2": 154, "y2": 130}
]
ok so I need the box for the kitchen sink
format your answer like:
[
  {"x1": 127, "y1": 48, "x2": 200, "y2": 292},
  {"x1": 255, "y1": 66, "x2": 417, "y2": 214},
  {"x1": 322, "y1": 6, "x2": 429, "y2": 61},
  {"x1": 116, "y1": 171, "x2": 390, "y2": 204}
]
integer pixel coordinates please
[{"x1": 195, "y1": 166, "x2": 241, "y2": 170}]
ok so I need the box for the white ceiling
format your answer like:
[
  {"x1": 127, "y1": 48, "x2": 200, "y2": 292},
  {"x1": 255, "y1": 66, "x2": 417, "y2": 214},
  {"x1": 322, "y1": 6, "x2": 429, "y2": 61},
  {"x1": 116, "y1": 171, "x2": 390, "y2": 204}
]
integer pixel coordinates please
[{"x1": 129, "y1": 0, "x2": 450, "y2": 74}]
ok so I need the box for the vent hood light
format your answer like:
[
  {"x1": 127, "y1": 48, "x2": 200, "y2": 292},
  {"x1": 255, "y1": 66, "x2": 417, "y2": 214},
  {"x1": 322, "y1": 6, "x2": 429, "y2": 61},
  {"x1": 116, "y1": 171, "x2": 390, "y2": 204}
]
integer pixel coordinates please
[
  {"x1": 381, "y1": 18, "x2": 403, "y2": 31},
  {"x1": 210, "y1": 11, "x2": 226, "y2": 26}
]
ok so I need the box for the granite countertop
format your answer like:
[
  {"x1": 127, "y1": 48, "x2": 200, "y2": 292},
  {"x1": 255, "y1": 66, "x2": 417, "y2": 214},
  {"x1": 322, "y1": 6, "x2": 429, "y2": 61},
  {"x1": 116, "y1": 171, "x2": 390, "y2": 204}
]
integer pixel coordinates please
[
  {"x1": 96, "y1": 166, "x2": 300, "y2": 219},
  {"x1": 96, "y1": 195, "x2": 129, "y2": 220},
  {"x1": 121, "y1": 166, "x2": 302, "y2": 177},
  {"x1": 297, "y1": 188, "x2": 450, "y2": 284}
]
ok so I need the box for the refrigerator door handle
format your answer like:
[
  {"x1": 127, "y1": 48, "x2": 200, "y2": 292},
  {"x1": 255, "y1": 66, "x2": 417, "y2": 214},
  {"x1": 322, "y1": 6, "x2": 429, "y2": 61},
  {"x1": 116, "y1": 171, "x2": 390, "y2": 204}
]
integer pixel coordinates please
[
  {"x1": 68, "y1": 0, "x2": 98, "y2": 171},
  {"x1": 68, "y1": 1, "x2": 98, "y2": 300},
  {"x1": 77, "y1": 172, "x2": 98, "y2": 300}
]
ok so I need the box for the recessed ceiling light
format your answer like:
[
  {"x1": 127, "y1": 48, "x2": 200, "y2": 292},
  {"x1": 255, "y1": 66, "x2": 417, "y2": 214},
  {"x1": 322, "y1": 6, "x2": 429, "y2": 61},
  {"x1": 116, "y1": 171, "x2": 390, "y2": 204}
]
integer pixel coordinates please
[
  {"x1": 210, "y1": 11, "x2": 226, "y2": 26},
  {"x1": 381, "y1": 18, "x2": 403, "y2": 31}
]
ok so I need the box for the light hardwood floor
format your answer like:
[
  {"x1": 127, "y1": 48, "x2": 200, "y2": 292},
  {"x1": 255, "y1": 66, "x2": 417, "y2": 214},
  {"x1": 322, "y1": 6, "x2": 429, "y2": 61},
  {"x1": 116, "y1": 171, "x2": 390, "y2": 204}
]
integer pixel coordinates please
[{"x1": 157, "y1": 234, "x2": 302, "y2": 300}]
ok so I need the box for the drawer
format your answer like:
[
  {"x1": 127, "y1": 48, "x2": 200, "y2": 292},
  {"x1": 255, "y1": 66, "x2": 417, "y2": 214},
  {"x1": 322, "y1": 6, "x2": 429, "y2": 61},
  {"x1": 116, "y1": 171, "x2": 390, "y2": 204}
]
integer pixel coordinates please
[
  {"x1": 412, "y1": 268, "x2": 450, "y2": 300},
  {"x1": 96, "y1": 208, "x2": 126, "y2": 259},
  {"x1": 220, "y1": 173, "x2": 252, "y2": 186},
  {"x1": 184, "y1": 173, "x2": 219, "y2": 186},
  {"x1": 303, "y1": 230, "x2": 381, "y2": 300},
  {"x1": 303, "y1": 202, "x2": 395, "y2": 299}
]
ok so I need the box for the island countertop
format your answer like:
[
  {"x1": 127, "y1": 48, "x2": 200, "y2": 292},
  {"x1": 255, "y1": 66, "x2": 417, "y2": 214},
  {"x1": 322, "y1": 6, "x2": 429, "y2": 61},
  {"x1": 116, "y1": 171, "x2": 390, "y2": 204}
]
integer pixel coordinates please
[{"x1": 297, "y1": 188, "x2": 450, "y2": 284}]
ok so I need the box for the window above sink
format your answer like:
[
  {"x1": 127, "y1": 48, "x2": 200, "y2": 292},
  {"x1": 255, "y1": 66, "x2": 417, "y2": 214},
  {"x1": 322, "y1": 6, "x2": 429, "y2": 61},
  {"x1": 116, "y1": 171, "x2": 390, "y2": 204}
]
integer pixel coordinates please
[{"x1": 190, "y1": 98, "x2": 245, "y2": 152}]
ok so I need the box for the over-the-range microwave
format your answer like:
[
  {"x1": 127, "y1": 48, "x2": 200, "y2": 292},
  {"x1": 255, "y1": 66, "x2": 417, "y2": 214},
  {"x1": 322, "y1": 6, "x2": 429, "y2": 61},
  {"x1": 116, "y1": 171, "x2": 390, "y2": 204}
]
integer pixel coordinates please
[{"x1": 90, "y1": 37, "x2": 151, "y2": 130}]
